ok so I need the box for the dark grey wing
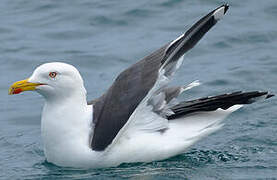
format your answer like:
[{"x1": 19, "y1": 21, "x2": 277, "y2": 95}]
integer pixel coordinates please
[
  {"x1": 167, "y1": 91, "x2": 274, "y2": 120},
  {"x1": 90, "y1": 4, "x2": 229, "y2": 151}
]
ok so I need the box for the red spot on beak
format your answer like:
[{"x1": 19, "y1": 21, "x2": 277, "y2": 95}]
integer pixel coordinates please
[{"x1": 13, "y1": 88, "x2": 22, "y2": 94}]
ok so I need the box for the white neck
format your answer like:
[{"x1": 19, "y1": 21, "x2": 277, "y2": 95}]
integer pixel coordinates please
[{"x1": 41, "y1": 90, "x2": 94, "y2": 167}]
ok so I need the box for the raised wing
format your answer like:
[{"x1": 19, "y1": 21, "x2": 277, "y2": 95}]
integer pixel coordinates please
[{"x1": 89, "y1": 4, "x2": 229, "y2": 151}]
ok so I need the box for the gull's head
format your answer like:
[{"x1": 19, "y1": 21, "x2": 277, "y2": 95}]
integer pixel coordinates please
[{"x1": 9, "y1": 62, "x2": 86, "y2": 100}]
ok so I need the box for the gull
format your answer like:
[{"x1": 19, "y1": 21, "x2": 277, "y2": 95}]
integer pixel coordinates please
[{"x1": 8, "y1": 4, "x2": 273, "y2": 168}]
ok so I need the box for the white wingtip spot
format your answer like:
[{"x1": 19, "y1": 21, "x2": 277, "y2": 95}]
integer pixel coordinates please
[
  {"x1": 213, "y1": 6, "x2": 226, "y2": 20},
  {"x1": 225, "y1": 105, "x2": 243, "y2": 112}
]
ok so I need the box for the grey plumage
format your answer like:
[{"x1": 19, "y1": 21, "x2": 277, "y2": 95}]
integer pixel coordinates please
[{"x1": 162, "y1": 86, "x2": 184, "y2": 103}]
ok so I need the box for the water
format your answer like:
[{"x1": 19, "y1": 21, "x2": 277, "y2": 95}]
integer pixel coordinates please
[{"x1": 1, "y1": 0, "x2": 277, "y2": 179}]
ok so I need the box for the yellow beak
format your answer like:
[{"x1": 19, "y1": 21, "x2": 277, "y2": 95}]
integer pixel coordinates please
[{"x1": 8, "y1": 79, "x2": 42, "y2": 95}]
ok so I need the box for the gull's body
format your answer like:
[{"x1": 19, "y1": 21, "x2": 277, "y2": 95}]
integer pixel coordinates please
[
  {"x1": 9, "y1": 5, "x2": 273, "y2": 169},
  {"x1": 39, "y1": 69, "x2": 240, "y2": 168}
]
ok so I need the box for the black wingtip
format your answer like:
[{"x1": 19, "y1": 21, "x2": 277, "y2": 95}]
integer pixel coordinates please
[
  {"x1": 213, "y1": 4, "x2": 229, "y2": 21},
  {"x1": 253, "y1": 91, "x2": 274, "y2": 101},
  {"x1": 266, "y1": 93, "x2": 275, "y2": 99},
  {"x1": 257, "y1": 91, "x2": 275, "y2": 99},
  {"x1": 224, "y1": 4, "x2": 229, "y2": 14}
]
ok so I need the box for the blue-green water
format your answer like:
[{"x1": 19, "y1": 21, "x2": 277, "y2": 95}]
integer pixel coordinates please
[{"x1": 1, "y1": 0, "x2": 277, "y2": 179}]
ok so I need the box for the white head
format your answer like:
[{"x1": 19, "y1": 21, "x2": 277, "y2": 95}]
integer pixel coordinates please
[{"x1": 9, "y1": 62, "x2": 87, "y2": 102}]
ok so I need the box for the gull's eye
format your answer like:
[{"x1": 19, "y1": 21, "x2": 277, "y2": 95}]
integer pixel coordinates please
[{"x1": 49, "y1": 72, "x2": 57, "y2": 78}]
